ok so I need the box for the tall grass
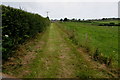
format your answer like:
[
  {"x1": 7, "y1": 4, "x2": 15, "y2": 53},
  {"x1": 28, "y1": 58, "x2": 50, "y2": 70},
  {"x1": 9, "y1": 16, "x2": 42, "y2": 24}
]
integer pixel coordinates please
[{"x1": 57, "y1": 22, "x2": 118, "y2": 68}]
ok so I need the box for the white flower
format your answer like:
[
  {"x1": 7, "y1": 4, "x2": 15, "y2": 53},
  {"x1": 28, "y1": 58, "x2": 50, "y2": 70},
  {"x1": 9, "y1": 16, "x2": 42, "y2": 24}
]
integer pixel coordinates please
[{"x1": 5, "y1": 35, "x2": 9, "y2": 37}]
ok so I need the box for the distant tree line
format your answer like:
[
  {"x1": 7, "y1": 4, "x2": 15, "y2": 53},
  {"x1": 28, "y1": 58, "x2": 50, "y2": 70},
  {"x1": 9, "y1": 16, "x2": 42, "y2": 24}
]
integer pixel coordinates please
[
  {"x1": 59, "y1": 18, "x2": 120, "y2": 26},
  {"x1": 60, "y1": 17, "x2": 120, "y2": 22},
  {"x1": 2, "y1": 5, "x2": 50, "y2": 61}
]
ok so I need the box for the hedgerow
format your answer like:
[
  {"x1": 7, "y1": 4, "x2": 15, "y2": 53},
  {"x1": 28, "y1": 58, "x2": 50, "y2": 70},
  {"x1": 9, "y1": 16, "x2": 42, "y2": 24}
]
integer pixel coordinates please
[{"x1": 2, "y1": 5, "x2": 50, "y2": 60}]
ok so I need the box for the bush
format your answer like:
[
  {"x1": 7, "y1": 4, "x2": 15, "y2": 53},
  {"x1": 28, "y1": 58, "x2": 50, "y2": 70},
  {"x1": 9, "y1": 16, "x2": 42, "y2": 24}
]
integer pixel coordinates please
[
  {"x1": 98, "y1": 22, "x2": 117, "y2": 26},
  {"x1": 2, "y1": 5, "x2": 50, "y2": 60}
]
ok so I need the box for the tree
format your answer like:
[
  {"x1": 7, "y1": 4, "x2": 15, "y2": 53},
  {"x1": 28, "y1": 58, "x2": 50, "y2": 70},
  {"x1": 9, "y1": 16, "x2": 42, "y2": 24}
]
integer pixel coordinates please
[
  {"x1": 78, "y1": 19, "x2": 81, "y2": 21},
  {"x1": 63, "y1": 18, "x2": 68, "y2": 21},
  {"x1": 47, "y1": 16, "x2": 49, "y2": 19},
  {"x1": 72, "y1": 18, "x2": 75, "y2": 21},
  {"x1": 60, "y1": 19, "x2": 63, "y2": 21}
]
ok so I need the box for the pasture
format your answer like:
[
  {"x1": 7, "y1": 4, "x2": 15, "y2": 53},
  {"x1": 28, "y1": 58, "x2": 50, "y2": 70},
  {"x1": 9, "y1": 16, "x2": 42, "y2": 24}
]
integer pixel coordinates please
[{"x1": 58, "y1": 21, "x2": 118, "y2": 68}]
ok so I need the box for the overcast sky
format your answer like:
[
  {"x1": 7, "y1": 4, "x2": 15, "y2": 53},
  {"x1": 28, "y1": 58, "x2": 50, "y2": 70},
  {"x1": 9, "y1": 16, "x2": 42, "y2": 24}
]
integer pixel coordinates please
[{"x1": 2, "y1": 1, "x2": 119, "y2": 20}]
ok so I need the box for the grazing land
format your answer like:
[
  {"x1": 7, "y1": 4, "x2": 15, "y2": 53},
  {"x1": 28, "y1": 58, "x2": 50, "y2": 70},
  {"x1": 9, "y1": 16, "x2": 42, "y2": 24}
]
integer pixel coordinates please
[{"x1": 57, "y1": 21, "x2": 118, "y2": 68}]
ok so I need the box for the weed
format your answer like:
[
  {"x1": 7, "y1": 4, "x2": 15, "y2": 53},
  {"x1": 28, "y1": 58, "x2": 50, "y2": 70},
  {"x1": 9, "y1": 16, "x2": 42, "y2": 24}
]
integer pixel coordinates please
[{"x1": 59, "y1": 21, "x2": 118, "y2": 68}]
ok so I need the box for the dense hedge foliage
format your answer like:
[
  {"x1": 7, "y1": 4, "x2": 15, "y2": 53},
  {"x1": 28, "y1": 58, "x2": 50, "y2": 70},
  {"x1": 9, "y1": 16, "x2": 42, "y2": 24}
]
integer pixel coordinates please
[{"x1": 2, "y1": 5, "x2": 50, "y2": 60}]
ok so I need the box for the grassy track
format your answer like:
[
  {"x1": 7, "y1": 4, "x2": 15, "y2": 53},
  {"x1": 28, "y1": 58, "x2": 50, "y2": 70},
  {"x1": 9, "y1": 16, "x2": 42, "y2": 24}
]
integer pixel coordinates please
[
  {"x1": 21, "y1": 23, "x2": 116, "y2": 78},
  {"x1": 3, "y1": 23, "x2": 118, "y2": 78}
]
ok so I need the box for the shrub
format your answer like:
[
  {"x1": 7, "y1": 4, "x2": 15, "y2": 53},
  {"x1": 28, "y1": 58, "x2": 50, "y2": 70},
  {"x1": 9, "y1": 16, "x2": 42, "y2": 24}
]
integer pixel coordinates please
[{"x1": 2, "y1": 5, "x2": 50, "y2": 61}]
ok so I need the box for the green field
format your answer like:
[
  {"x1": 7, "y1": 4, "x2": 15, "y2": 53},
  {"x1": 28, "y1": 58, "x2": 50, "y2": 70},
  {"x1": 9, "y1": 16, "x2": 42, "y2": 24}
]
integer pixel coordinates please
[
  {"x1": 93, "y1": 20, "x2": 119, "y2": 24},
  {"x1": 57, "y1": 21, "x2": 118, "y2": 68}
]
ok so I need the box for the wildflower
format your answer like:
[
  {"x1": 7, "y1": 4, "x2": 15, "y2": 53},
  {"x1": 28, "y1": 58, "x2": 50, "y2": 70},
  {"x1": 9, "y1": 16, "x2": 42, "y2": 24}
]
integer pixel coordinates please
[{"x1": 5, "y1": 35, "x2": 9, "y2": 37}]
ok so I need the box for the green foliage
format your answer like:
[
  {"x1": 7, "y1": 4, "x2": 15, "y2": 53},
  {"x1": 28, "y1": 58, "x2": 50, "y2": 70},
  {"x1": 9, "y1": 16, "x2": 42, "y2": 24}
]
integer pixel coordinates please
[{"x1": 2, "y1": 5, "x2": 50, "y2": 60}]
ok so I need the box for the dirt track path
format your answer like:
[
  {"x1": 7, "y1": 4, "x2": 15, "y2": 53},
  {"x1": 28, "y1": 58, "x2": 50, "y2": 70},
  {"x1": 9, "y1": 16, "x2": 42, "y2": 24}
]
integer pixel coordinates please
[
  {"x1": 3, "y1": 23, "x2": 115, "y2": 78},
  {"x1": 20, "y1": 23, "x2": 113, "y2": 78}
]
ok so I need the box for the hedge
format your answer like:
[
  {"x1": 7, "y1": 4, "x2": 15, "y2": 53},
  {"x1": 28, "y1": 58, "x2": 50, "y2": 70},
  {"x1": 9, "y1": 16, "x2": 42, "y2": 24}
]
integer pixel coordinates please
[{"x1": 1, "y1": 5, "x2": 50, "y2": 60}]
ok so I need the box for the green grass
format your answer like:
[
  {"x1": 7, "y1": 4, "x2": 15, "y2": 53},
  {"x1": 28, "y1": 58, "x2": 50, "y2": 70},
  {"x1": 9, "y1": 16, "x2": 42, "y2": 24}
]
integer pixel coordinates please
[
  {"x1": 58, "y1": 21, "x2": 118, "y2": 68},
  {"x1": 23, "y1": 23, "x2": 111, "y2": 78},
  {"x1": 3, "y1": 23, "x2": 118, "y2": 78},
  {"x1": 24, "y1": 23, "x2": 63, "y2": 78}
]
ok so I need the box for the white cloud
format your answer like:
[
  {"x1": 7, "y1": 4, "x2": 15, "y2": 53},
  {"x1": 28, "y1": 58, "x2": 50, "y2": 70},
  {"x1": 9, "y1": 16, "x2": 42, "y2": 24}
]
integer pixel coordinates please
[{"x1": 2, "y1": 2, "x2": 118, "y2": 19}]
